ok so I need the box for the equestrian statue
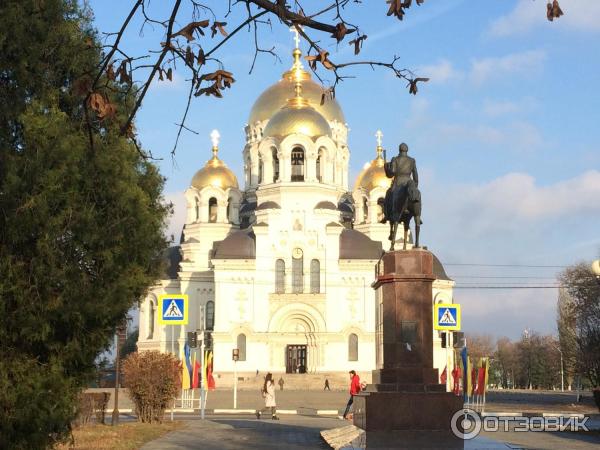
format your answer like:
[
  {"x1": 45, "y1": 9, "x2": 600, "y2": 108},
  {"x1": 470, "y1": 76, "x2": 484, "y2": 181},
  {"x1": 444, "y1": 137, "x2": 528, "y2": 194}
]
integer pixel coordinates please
[{"x1": 381, "y1": 142, "x2": 422, "y2": 251}]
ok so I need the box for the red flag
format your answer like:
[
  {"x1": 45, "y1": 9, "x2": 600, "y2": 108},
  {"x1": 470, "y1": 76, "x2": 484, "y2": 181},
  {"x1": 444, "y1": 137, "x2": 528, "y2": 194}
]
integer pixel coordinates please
[
  {"x1": 451, "y1": 367, "x2": 461, "y2": 395},
  {"x1": 206, "y1": 350, "x2": 216, "y2": 390},
  {"x1": 440, "y1": 365, "x2": 447, "y2": 384},
  {"x1": 192, "y1": 358, "x2": 201, "y2": 389},
  {"x1": 477, "y1": 364, "x2": 486, "y2": 395},
  {"x1": 471, "y1": 367, "x2": 477, "y2": 396}
]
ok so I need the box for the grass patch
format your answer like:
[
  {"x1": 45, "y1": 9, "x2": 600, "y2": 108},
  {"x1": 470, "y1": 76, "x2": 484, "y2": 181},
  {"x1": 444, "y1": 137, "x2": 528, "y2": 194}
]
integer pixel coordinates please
[{"x1": 55, "y1": 421, "x2": 185, "y2": 449}]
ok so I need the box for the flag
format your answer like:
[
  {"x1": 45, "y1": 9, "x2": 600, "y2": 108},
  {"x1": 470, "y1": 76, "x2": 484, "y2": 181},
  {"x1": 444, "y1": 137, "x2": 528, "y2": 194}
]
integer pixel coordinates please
[
  {"x1": 206, "y1": 350, "x2": 216, "y2": 390},
  {"x1": 440, "y1": 365, "x2": 447, "y2": 385},
  {"x1": 477, "y1": 357, "x2": 488, "y2": 396},
  {"x1": 471, "y1": 363, "x2": 477, "y2": 396},
  {"x1": 451, "y1": 366, "x2": 461, "y2": 395},
  {"x1": 461, "y1": 346, "x2": 470, "y2": 400},
  {"x1": 191, "y1": 352, "x2": 200, "y2": 389},
  {"x1": 181, "y1": 343, "x2": 192, "y2": 390}
]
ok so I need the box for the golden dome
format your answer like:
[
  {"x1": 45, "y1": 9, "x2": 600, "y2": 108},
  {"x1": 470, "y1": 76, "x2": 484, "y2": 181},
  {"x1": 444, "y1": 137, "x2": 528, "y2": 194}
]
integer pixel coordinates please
[
  {"x1": 191, "y1": 145, "x2": 238, "y2": 190},
  {"x1": 355, "y1": 145, "x2": 390, "y2": 192},
  {"x1": 263, "y1": 104, "x2": 331, "y2": 138},
  {"x1": 262, "y1": 50, "x2": 332, "y2": 139},
  {"x1": 248, "y1": 50, "x2": 345, "y2": 125}
]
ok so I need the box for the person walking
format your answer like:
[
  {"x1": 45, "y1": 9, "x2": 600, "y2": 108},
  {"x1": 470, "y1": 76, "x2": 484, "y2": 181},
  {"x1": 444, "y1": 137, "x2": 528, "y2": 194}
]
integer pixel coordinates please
[
  {"x1": 342, "y1": 370, "x2": 361, "y2": 419},
  {"x1": 256, "y1": 372, "x2": 279, "y2": 420},
  {"x1": 278, "y1": 376, "x2": 284, "y2": 391},
  {"x1": 324, "y1": 378, "x2": 330, "y2": 391}
]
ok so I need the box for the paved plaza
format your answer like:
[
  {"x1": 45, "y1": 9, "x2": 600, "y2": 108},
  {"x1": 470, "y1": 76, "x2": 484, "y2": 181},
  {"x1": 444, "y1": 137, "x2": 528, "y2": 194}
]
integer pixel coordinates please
[{"x1": 139, "y1": 415, "x2": 600, "y2": 450}]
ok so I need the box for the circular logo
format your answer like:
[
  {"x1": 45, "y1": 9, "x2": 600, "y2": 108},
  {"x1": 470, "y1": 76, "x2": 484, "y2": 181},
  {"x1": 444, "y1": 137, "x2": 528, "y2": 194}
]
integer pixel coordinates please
[{"x1": 450, "y1": 408, "x2": 482, "y2": 440}]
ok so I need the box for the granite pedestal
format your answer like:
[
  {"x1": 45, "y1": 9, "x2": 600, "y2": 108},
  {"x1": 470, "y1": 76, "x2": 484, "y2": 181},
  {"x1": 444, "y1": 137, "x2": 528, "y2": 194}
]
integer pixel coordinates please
[{"x1": 353, "y1": 249, "x2": 463, "y2": 431}]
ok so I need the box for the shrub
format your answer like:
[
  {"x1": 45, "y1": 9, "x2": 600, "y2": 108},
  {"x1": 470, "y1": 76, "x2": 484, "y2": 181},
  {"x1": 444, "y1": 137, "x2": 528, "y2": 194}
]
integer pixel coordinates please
[{"x1": 122, "y1": 351, "x2": 180, "y2": 423}]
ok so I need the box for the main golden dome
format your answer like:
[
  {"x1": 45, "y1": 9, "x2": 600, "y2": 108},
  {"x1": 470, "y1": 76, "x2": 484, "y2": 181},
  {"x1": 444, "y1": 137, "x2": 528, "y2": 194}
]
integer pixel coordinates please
[
  {"x1": 263, "y1": 103, "x2": 332, "y2": 138},
  {"x1": 191, "y1": 146, "x2": 238, "y2": 190},
  {"x1": 248, "y1": 51, "x2": 345, "y2": 125},
  {"x1": 355, "y1": 146, "x2": 390, "y2": 192}
]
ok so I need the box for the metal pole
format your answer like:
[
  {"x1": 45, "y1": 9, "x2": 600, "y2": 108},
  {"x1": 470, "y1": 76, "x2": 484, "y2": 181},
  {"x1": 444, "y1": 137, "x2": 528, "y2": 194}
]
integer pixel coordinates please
[
  {"x1": 199, "y1": 304, "x2": 206, "y2": 419},
  {"x1": 171, "y1": 325, "x2": 175, "y2": 422},
  {"x1": 112, "y1": 333, "x2": 120, "y2": 426},
  {"x1": 560, "y1": 351, "x2": 564, "y2": 392},
  {"x1": 234, "y1": 359, "x2": 238, "y2": 409}
]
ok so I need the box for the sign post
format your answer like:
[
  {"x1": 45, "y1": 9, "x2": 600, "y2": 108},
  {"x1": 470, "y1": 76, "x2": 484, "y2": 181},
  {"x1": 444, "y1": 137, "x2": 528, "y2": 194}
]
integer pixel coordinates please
[
  {"x1": 433, "y1": 303, "x2": 461, "y2": 331},
  {"x1": 158, "y1": 295, "x2": 188, "y2": 421}
]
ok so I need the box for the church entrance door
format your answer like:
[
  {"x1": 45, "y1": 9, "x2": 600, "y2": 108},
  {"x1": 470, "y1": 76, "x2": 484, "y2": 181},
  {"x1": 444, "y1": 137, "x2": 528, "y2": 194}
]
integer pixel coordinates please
[{"x1": 285, "y1": 345, "x2": 307, "y2": 373}]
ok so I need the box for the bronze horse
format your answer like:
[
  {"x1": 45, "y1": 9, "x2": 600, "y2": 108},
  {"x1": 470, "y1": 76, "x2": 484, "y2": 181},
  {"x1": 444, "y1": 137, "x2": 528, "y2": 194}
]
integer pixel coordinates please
[{"x1": 387, "y1": 189, "x2": 421, "y2": 251}]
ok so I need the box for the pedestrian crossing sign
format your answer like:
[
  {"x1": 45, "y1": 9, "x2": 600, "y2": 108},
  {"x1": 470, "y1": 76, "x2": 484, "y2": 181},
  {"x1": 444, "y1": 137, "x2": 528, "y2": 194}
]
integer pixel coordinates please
[
  {"x1": 158, "y1": 294, "x2": 189, "y2": 325},
  {"x1": 434, "y1": 303, "x2": 461, "y2": 331}
]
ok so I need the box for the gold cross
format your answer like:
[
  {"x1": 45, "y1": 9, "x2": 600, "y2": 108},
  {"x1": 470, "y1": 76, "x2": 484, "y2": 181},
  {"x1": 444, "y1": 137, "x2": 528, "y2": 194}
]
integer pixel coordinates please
[{"x1": 289, "y1": 25, "x2": 301, "y2": 49}]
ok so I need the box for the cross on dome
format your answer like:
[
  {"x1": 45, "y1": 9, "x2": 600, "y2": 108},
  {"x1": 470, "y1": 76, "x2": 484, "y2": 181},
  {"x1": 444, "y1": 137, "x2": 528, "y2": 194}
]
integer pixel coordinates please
[
  {"x1": 375, "y1": 130, "x2": 383, "y2": 147},
  {"x1": 289, "y1": 25, "x2": 301, "y2": 49},
  {"x1": 210, "y1": 129, "x2": 220, "y2": 157}
]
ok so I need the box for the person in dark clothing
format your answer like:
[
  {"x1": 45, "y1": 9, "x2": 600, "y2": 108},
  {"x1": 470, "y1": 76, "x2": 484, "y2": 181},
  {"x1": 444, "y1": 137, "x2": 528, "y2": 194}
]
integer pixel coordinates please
[
  {"x1": 324, "y1": 378, "x2": 330, "y2": 391},
  {"x1": 278, "y1": 376, "x2": 284, "y2": 391},
  {"x1": 342, "y1": 370, "x2": 361, "y2": 419}
]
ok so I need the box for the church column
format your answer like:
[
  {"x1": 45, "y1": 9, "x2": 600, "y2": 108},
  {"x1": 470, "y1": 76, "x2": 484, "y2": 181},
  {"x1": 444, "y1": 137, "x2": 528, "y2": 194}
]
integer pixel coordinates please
[
  {"x1": 263, "y1": 151, "x2": 273, "y2": 183},
  {"x1": 218, "y1": 199, "x2": 228, "y2": 223},
  {"x1": 305, "y1": 148, "x2": 317, "y2": 182}
]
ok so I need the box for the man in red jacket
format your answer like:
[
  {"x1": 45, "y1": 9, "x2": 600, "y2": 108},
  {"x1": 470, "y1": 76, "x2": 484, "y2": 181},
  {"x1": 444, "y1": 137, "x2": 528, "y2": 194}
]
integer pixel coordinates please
[{"x1": 342, "y1": 370, "x2": 362, "y2": 419}]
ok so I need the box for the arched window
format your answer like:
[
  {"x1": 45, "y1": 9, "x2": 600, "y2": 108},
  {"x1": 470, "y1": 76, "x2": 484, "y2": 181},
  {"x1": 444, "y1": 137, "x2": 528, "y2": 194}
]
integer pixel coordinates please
[
  {"x1": 147, "y1": 297, "x2": 156, "y2": 339},
  {"x1": 195, "y1": 197, "x2": 200, "y2": 222},
  {"x1": 205, "y1": 301, "x2": 215, "y2": 330},
  {"x1": 291, "y1": 147, "x2": 305, "y2": 182},
  {"x1": 275, "y1": 259, "x2": 285, "y2": 293},
  {"x1": 292, "y1": 252, "x2": 303, "y2": 293},
  {"x1": 208, "y1": 197, "x2": 218, "y2": 222},
  {"x1": 348, "y1": 333, "x2": 358, "y2": 361},
  {"x1": 272, "y1": 148, "x2": 280, "y2": 182},
  {"x1": 363, "y1": 198, "x2": 368, "y2": 222},
  {"x1": 237, "y1": 333, "x2": 247, "y2": 361},
  {"x1": 258, "y1": 154, "x2": 264, "y2": 184},
  {"x1": 310, "y1": 259, "x2": 320, "y2": 293},
  {"x1": 316, "y1": 150, "x2": 323, "y2": 182}
]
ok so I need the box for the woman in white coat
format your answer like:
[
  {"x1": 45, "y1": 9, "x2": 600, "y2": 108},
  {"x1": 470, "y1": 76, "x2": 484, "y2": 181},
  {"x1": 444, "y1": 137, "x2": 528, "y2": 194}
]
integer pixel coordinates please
[{"x1": 256, "y1": 372, "x2": 279, "y2": 420}]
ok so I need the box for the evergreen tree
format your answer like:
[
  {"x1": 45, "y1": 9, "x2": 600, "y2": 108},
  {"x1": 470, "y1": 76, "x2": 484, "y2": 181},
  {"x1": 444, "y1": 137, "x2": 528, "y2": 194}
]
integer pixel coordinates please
[{"x1": 0, "y1": 1, "x2": 170, "y2": 448}]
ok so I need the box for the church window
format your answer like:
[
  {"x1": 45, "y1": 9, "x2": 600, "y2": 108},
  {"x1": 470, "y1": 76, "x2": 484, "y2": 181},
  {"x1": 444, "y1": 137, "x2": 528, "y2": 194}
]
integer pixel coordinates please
[
  {"x1": 291, "y1": 147, "x2": 305, "y2": 182},
  {"x1": 227, "y1": 197, "x2": 233, "y2": 223},
  {"x1": 310, "y1": 259, "x2": 320, "y2": 293},
  {"x1": 348, "y1": 333, "x2": 358, "y2": 361},
  {"x1": 258, "y1": 154, "x2": 264, "y2": 184},
  {"x1": 209, "y1": 197, "x2": 218, "y2": 222},
  {"x1": 292, "y1": 250, "x2": 303, "y2": 293},
  {"x1": 316, "y1": 150, "x2": 323, "y2": 182},
  {"x1": 205, "y1": 301, "x2": 215, "y2": 330},
  {"x1": 363, "y1": 198, "x2": 368, "y2": 222},
  {"x1": 237, "y1": 333, "x2": 247, "y2": 361},
  {"x1": 275, "y1": 259, "x2": 285, "y2": 293},
  {"x1": 147, "y1": 296, "x2": 156, "y2": 339},
  {"x1": 246, "y1": 156, "x2": 252, "y2": 186},
  {"x1": 195, "y1": 197, "x2": 200, "y2": 222},
  {"x1": 272, "y1": 148, "x2": 279, "y2": 182}
]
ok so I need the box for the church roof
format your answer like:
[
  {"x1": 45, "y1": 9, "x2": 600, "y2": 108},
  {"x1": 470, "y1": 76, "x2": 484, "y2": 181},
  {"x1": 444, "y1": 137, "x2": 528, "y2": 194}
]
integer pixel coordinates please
[
  {"x1": 212, "y1": 229, "x2": 256, "y2": 259},
  {"x1": 432, "y1": 253, "x2": 451, "y2": 281},
  {"x1": 339, "y1": 229, "x2": 383, "y2": 260},
  {"x1": 161, "y1": 246, "x2": 181, "y2": 279}
]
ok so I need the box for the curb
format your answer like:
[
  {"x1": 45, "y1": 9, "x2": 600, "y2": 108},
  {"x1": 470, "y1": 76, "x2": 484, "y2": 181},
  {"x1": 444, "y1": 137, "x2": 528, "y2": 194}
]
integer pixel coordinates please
[{"x1": 105, "y1": 408, "x2": 340, "y2": 416}]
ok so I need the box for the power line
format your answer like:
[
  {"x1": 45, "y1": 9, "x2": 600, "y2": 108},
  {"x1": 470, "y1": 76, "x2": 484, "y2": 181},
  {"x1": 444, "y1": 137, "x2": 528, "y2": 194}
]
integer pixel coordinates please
[{"x1": 444, "y1": 263, "x2": 567, "y2": 268}]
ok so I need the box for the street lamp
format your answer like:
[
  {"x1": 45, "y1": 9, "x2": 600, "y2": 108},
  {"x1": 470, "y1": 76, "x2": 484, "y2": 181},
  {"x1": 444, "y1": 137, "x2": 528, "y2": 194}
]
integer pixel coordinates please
[{"x1": 551, "y1": 341, "x2": 564, "y2": 392}]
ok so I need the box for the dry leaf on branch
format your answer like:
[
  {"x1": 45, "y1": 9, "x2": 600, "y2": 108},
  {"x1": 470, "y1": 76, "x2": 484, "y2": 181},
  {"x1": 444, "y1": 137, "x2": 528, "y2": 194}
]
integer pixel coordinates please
[
  {"x1": 547, "y1": 0, "x2": 564, "y2": 21},
  {"x1": 320, "y1": 87, "x2": 335, "y2": 105},
  {"x1": 166, "y1": 68, "x2": 173, "y2": 81},
  {"x1": 173, "y1": 20, "x2": 210, "y2": 41},
  {"x1": 195, "y1": 70, "x2": 235, "y2": 98},
  {"x1": 87, "y1": 92, "x2": 117, "y2": 120},
  {"x1": 305, "y1": 51, "x2": 336, "y2": 71},
  {"x1": 117, "y1": 61, "x2": 131, "y2": 85},
  {"x1": 211, "y1": 21, "x2": 228, "y2": 38},
  {"x1": 331, "y1": 23, "x2": 348, "y2": 42},
  {"x1": 185, "y1": 46, "x2": 195, "y2": 66},
  {"x1": 349, "y1": 35, "x2": 368, "y2": 55},
  {"x1": 197, "y1": 48, "x2": 206, "y2": 66},
  {"x1": 106, "y1": 64, "x2": 116, "y2": 81},
  {"x1": 408, "y1": 77, "x2": 429, "y2": 95}
]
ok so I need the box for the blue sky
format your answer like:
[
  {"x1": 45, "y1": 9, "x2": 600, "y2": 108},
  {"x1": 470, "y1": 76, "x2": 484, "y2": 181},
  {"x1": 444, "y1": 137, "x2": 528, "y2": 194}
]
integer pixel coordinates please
[{"x1": 89, "y1": 0, "x2": 600, "y2": 340}]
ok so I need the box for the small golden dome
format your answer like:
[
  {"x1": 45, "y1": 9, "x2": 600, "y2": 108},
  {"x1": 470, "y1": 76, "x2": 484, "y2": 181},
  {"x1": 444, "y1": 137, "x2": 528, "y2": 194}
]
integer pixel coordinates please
[
  {"x1": 263, "y1": 104, "x2": 331, "y2": 138},
  {"x1": 355, "y1": 145, "x2": 390, "y2": 192},
  {"x1": 248, "y1": 50, "x2": 345, "y2": 125},
  {"x1": 191, "y1": 143, "x2": 238, "y2": 190}
]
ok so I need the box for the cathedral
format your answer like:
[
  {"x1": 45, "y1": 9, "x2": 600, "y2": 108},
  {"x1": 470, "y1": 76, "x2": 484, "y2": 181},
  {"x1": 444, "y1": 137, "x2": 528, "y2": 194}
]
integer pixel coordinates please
[{"x1": 137, "y1": 42, "x2": 455, "y2": 384}]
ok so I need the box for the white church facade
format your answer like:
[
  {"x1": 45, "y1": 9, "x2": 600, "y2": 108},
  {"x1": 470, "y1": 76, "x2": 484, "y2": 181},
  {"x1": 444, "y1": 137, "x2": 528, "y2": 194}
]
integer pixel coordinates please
[{"x1": 137, "y1": 44, "x2": 456, "y2": 384}]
